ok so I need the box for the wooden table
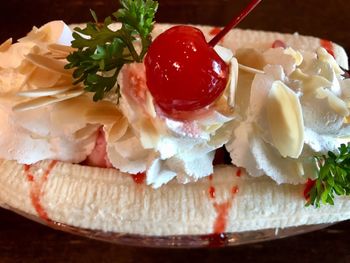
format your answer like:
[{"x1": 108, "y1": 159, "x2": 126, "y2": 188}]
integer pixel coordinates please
[{"x1": 1, "y1": 0, "x2": 350, "y2": 262}]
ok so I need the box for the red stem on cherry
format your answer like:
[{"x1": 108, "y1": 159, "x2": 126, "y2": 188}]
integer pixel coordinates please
[{"x1": 209, "y1": 0, "x2": 263, "y2": 47}]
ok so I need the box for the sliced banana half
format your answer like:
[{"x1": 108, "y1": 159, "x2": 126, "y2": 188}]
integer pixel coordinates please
[{"x1": 1, "y1": 160, "x2": 350, "y2": 236}]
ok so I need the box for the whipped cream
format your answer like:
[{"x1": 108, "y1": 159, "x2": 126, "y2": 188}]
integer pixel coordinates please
[
  {"x1": 227, "y1": 46, "x2": 350, "y2": 184},
  {"x1": 0, "y1": 21, "x2": 99, "y2": 164}
]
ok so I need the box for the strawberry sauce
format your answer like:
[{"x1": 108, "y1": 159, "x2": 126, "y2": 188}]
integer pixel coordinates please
[
  {"x1": 131, "y1": 172, "x2": 146, "y2": 184},
  {"x1": 213, "y1": 202, "x2": 232, "y2": 233},
  {"x1": 320, "y1": 39, "x2": 335, "y2": 57},
  {"x1": 303, "y1": 178, "x2": 316, "y2": 201},
  {"x1": 207, "y1": 171, "x2": 239, "y2": 234},
  {"x1": 272, "y1": 39, "x2": 286, "y2": 49},
  {"x1": 209, "y1": 27, "x2": 222, "y2": 36},
  {"x1": 236, "y1": 168, "x2": 242, "y2": 177},
  {"x1": 208, "y1": 186, "x2": 216, "y2": 199},
  {"x1": 205, "y1": 170, "x2": 240, "y2": 247},
  {"x1": 24, "y1": 160, "x2": 57, "y2": 222}
]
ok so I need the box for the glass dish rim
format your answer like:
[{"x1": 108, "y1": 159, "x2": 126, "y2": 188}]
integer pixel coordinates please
[{"x1": 3, "y1": 205, "x2": 335, "y2": 248}]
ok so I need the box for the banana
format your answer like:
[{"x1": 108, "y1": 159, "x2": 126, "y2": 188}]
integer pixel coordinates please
[{"x1": 1, "y1": 159, "x2": 350, "y2": 236}]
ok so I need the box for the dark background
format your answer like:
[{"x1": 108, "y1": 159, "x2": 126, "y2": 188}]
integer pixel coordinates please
[
  {"x1": 1, "y1": 0, "x2": 350, "y2": 51},
  {"x1": 1, "y1": 0, "x2": 350, "y2": 262}
]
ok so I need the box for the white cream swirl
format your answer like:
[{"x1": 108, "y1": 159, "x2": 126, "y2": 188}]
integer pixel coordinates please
[
  {"x1": 0, "y1": 21, "x2": 99, "y2": 164},
  {"x1": 227, "y1": 46, "x2": 350, "y2": 184}
]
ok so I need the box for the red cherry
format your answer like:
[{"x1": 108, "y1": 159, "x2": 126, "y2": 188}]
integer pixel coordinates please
[{"x1": 145, "y1": 25, "x2": 229, "y2": 114}]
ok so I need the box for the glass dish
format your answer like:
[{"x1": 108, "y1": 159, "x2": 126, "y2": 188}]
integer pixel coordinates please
[{"x1": 6, "y1": 205, "x2": 333, "y2": 248}]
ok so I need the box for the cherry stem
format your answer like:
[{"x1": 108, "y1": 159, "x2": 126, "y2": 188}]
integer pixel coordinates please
[{"x1": 209, "y1": 0, "x2": 263, "y2": 47}]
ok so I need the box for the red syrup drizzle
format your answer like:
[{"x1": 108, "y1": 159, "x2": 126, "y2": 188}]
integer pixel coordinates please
[
  {"x1": 209, "y1": 27, "x2": 222, "y2": 36},
  {"x1": 236, "y1": 168, "x2": 242, "y2": 177},
  {"x1": 208, "y1": 174, "x2": 216, "y2": 199},
  {"x1": 24, "y1": 160, "x2": 58, "y2": 222},
  {"x1": 208, "y1": 186, "x2": 216, "y2": 199},
  {"x1": 303, "y1": 178, "x2": 316, "y2": 202},
  {"x1": 320, "y1": 39, "x2": 335, "y2": 58},
  {"x1": 205, "y1": 172, "x2": 239, "y2": 247},
  {"x1": 272, "y1": 39, "x2": 286, "y2": 49},
  {"x1": 131, "y1": 172, "x2": 146, "y2": 184},
  {"x1": 213, "y1": 202, "x2": 232, "y2": 233}
]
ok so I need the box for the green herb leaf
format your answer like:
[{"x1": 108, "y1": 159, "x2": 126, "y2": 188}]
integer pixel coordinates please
[
  {"x1": 306, "y1": 143, "x2": 350, "y2": 207},
  {"x1": 65, "y1": 0, "x2": 158, "y2": 101}
]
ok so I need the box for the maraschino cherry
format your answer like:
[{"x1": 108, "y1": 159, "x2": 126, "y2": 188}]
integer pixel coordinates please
[
  {"x1": 145, "y1": 0, "x2": 262, "y2": 116},
  {"x1": 145, "y1": 26, "x2": 228, "y2": 113}
]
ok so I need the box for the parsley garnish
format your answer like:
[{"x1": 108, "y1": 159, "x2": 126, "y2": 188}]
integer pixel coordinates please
[
  {"x1": 306, "y1": 143, "x2": 350, "y2": 207},
  {"x1": 65, "y1": 0, "x2": 158, "y2": 101}
]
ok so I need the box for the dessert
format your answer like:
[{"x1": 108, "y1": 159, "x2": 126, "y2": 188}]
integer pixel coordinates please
[{"x1": 1, "y1": 0, "x2": 350, "y2": 243}]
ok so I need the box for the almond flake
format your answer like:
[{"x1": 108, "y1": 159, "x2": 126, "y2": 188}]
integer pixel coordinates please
[
  {"x1": 13, "y1": 96, "x2": 66, "y2": 112},
  {"x1": 13, "y1": 89, "x2": 84, "y2": 112},
  {"x1": 25, "y1": 53, "x2": 72, "y2": 75},
  {"x1": 267, "y1": 80, "x2": 304, "y2": 158},
  {"x1": 48, "y1": 43, "x2": 76, "y2": 54},
  {"x1": 85, "y1": 102, "x2": 123, "y2": 124},
  {"x1": 214, "y1": 45, "x2": 233, "y2": 63},
  {"x1": 238, "y1": 63, "x2": 264, "y2": 75},
  {"x1": 107, "y1": 117, "x2": 129, "y2": 143},
  {"x1": 316, "y1": 88, "x2": 349, "y2": 117},
  {"x1": 0, "y1": 38, "x2": 12, "y2": 52},
  {"x1": 17, "y1": 85, "x2": 74, "y2": 98},
  {"x1": 26, "y1": 66, "x2": 62, "y2": 88},
  {"x1": 53, "y1": 88, "x2": 84, "y2": 99},
  {"x1": 284, "y1": 47, "x2": 303, "y2": 66},
  {"x1": 74, "y1": 124, "x2": 100, "y2": 140},
  {"x1": 290, "y1": 69, "x2": 332, "y2": 95},
  {"x1": 228, "y1": 58, "x2": 239, "y2": 107},
  {"x1": 317, "y1": 47, "x2": 343, "y2": 75}
]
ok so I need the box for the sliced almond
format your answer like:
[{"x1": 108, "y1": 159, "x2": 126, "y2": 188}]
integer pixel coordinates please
[
  {"x1": 317, "y1": 47, "x2": 343, "y2": 75},
  {"x1": 27, "y1": 66, "x2": 62, "y2": 88},
  {"x1": 25, "y1": 53, "x2": 72, "y2": 75},
  {"x1": 19, "y1": 26, "x2": 45, "y2": 43},
  {"x1": 267, "y1": 81, "x2": 304, "y2": 158},
  {"x1": 13, "y1": 89, "x2": 84, "y2": 112},
  {"x1": 235, "y1": 48, "x2": 266, "y2": 70},
  {"x1": 17, "y1": 85, "x2": 74, "y2": 98},
  {"x1": 0, "y1": 38, "x2": 12, "y2": 52},
  {"x1": 85, "y1": 102, "x2": 123, "y2": 124},
  {"x1": 284, "y1": 47, "x2": 303, "y2": 66},
  {"x1": 74, "y1": 124, "x2": 100, "y2": 140},
  {"x1": 214, "y1": 46, "x2": 233, "y2": 63},
  {"x1": 316, "y1": 88, "x2": 349, "y2": 117},
  {"x1": 48, "y1": 44, "x2": 76, "y2": 54},
  {"x1": 238, "y1": 63, "x2": 264, "y2": 75},
  {"x1": 139, "y1": 118, "x2": 160, "y2": 149},
  {"x1": 228, "y1": 58, "x2": 239, "y2": 107},
  {"x1": 53, "y1": 88, "x2": 84, "y2": 99},
  {"x1": 13, "y1": 96, "x2": 64, "y2": 112},
  {"x1": 17, "y1": 60, "x2": 36, "y2": 75},
  {"x1": 107, "y1": 117, "x2": 129, "y2": 143},
  {"x1": 290, "y1": 69, "x2": 332, "y2": 95},
  {"x1": 144, "y1": 92, "x2": 157, "y2": 118}
]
